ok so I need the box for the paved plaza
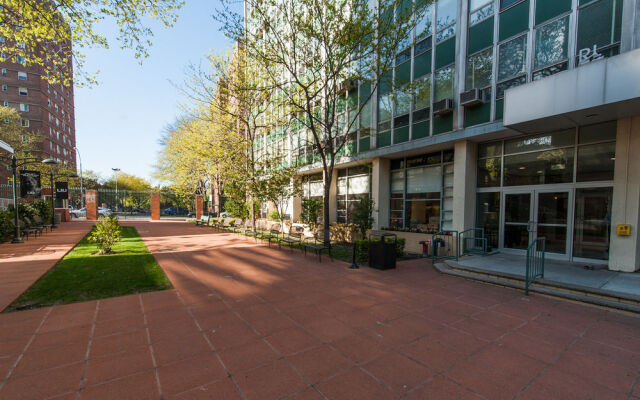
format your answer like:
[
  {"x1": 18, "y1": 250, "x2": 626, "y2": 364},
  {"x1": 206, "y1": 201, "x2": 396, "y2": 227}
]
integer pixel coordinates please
[{"x1": 0, "y1": 221, "x2": 638, "y2": 399}]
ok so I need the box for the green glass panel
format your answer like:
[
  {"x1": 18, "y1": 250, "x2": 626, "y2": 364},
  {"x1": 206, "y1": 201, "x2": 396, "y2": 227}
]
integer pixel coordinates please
[
  {"x1": 396, "y1": 61, "x2": 411, "y2": 86},
  {"x1": 394, "y1": 126, "x2": 409, "y2": 144},
  {"x1": 435, "y1": 37, "x2": 456, "y2": 69},
  {"x1": 577, "y1": 0, "x2": 623, "y2": 50},
  {"x1": 495, "y1": 98, "x2": 504, "y2": 119},
  {"x1": 359, "y1": 137, "x2": 370, "y2": 152},
  {"x1": 360, "y1": 81, "x2": 371, "y2": 102},
  {"x1": 499, "y1": 0, "x2": 529, "y2": 41},
  {"x1": 464, "y1": 102, "x2": 491, "y2": 126},
  {"x1": 433, "y1": 114, "x2": 453, "y2": 134},
  {"x1": 379, "y1": 70, "x2": 393, "y2": 94},
  {"x1": 468, "y1": 17, "x2": 494, "y2": 55},
  {"x1": 536, "y1": 0, "x2": 571, "y2": 24},
  {"x1": 414, "y1": 50, "x2": 432, "y2": 78},
  {"x1": 412, "y1": 120, "x2": 430, "y2": 139},
  {"x1": 377, "y1": 130, "x2": 391, "y2": 147}
]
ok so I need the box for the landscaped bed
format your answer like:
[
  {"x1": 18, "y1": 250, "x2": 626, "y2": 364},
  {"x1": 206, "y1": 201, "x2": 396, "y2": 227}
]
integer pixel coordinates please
[{"x1": 6, "y1": 226, "x2": 171, "y2": 311}]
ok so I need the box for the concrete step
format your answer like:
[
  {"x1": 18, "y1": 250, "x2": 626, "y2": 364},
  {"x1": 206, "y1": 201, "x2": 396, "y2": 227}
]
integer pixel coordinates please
[{"x1": 434, "y1": 261, "x2": 640, "y2": 315}]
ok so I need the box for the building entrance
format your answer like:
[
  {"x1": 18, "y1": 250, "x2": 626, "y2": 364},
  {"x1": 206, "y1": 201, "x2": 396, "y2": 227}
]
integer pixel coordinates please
[{"x1": 502, "y1": 189, "x2": 571, "y2": 257}]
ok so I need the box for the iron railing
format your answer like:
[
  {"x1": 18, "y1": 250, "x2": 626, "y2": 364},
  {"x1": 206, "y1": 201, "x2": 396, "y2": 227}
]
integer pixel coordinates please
[
  {"x1": 525, "y1": 237, "x2": 546, "y2": 295},
  {"x1": 431, "y1": 230, "x2": 459, "y2": 263},
  {"x1": 458, "y1": 228, "x2": 487, "y2": 256}
]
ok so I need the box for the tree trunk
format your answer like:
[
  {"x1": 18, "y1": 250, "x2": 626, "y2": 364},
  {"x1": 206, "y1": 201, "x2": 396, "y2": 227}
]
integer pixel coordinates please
[{"x1": 322, "y1": 168, "x2": 331, "y2": 247}]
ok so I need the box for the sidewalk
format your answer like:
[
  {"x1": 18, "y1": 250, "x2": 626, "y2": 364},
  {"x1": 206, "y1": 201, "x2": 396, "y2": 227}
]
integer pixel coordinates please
[
  {"x1": 0, "y1": 221, "x2": 638, "y2": 399},
  {"x1": 0, "y1": 221, "x2": 93, "y2": 311}
]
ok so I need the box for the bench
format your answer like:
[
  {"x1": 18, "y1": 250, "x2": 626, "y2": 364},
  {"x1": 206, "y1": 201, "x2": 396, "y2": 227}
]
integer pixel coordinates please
[
  {"x1": 303, "y1": 229, "x2": 332, "y2": 262},
  {"x1": 33, "y1": 215, "x2": 52, "y2": 232},
  {"x1": 11, "y1": 219, "x2": 37, "y2": 240},
  {"x1": 24, "y1": 217, "x2": 46, "y2": 236},
  {"x1": 260, "y1": 224, "x2": 281, "y2": 247},
  {"x1": 279, "y1": 226, "x2": 304, "y2": 251},
  {"x1": 195, "y1": 215, "x2": 210, "y2": 226}
]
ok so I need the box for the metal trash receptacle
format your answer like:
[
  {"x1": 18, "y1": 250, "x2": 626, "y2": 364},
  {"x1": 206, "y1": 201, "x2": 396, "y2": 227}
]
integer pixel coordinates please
[{"x1": 368, "y1": 232, "x2": 397, "y2": 270}]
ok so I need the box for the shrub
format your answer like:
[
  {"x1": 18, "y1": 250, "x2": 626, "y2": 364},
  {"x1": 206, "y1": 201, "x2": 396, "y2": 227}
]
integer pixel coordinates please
[
  {"x1": 0, "y1": 209, "x2": 14, "y2": 239},
  {"x1": 268, "y1": 210, "x2": 280, "y2": 221},
  {"x1": 353, "y1": 237, "x2": 406, "y2": 263},
  {"x1": 301, "y1": 198, "x2": 322, "y2": 230},
  {"x1": 350, "y1": 198, "x2": 374, "y2": 239},
  {"x1": 228, "y1": 218, "x2": 236, "y2": 226},
  {"x1": 89, "y1": 216, "x2": 122, "y2": 255}
]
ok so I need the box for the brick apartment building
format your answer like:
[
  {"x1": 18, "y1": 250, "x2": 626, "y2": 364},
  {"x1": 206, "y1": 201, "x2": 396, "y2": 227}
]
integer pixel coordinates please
[{"x1": 0, "y1": 55, "x2": 76, "y2": 182}]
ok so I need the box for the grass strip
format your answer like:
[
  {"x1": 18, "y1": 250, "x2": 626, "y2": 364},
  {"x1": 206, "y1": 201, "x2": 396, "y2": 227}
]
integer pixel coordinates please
[{"x1": 7, "y1": 226, "x2": 171, "y2": 311}]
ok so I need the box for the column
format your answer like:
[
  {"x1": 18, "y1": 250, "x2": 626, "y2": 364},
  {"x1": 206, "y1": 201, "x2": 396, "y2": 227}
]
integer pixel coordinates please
[
  {"x1": 85, "y1": 190, "x2": 98, "y2": 221},
  {"x1": 150, "y1": 193, "x2": 160, "y2": 221},
  {"x1": 371, "y1": 157, "x2": 390, "y2": 229},
  {"x1": 195, "y1": 195, "x2": 204, "y2": 221},
  {"x1": 452, "y1": 140, "x2": 477, "y2": 234},
  {"x1": 292, "y1": 195, "x2": 302, "y2": 222},
  {"x1": 609, "y1": 117, "x2": 640, "y2": 272},
  {"x1": 328, "y1": 170, "x2": 338, "y2": 224}
]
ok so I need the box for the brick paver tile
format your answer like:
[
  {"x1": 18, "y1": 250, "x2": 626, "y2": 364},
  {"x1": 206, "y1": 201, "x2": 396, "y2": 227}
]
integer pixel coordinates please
[
  {"x1": 315, "y1": 367, "x2": 395, "y2": 400},
  {"x1": 217, "y1": 338, "x2": 280, "y2": 374},
  {"x1": 12, "y1": 341, "x2": 87, "y2": 377},
  {"x1": 80, "y1": 370, "x2": 160, "y2": 400},
  {"x1": 169, "y1": 377, "x2": 243, "y2": 399},
  {"x1": 84, "y1": 345, "x2": 154, "y2": 386},
  {"x1": 28, "y1": 324, "x2": 91, "y2": 352},
  {"x1": 554, "y1": 351, "x2": 637, "y2": 394},
  {"x1": 89, "y1": 329, "x2": 149, "y2": 358},
  {"x1": 234, "y1": 358, "x2": 308, "y2": 400},
  {"x1": 520, "y1": 368, "x2": 628, "y2": 400},
  {"x1": 157, "y1": 352, "x2": 227, "y2": 396},
  {"x1": 444, "y1": 357, "x2": 526, "y2": 400},
  {"x1": 363, "y1": 351, "x2": 435, "y2": 394},
  {"x1": 287, "y1": 344, "x2": 353, "y2": 384},
  {"x1": 204, "y1": 320, "x2": 260, "y2": 351},
  {"x1": 93, "y1": 313, "x2": 146, "y2": 338},
  {"x1": 0, "y1": 361, "x2": 83, "y2": 400},
  {"x1": 330, "y1": 332, "x2": 389, "y2": 365},
  {"x1": 406, "y1": 375, "x2": 483, "y2": 400},
  {"x1": 152, "y1": 333, "x2": 212, "y2": 366},
  {"x1": 399, "y1": 336, "x2": 468, "y2": 372},
  {"x1": 265, "y1": 327, "x2": 321, "y2": 356},
  {"x1": 302, "y1": 317, "x2": 353, "y2": 343}
]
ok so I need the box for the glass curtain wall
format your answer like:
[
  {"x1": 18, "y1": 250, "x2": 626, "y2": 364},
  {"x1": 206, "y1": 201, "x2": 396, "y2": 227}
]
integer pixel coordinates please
[
  {"x1": 336, "y1": 165, "x2": 371, "y2": 223},
  {"x1": 302, "y1": 173, "x2": 324, "y2": 223}
]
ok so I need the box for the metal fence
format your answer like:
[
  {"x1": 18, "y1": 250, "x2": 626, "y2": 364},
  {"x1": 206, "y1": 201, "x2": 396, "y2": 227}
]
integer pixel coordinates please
[{"x1": 525, "y1": 237, "x2": 546, "y2": 295}]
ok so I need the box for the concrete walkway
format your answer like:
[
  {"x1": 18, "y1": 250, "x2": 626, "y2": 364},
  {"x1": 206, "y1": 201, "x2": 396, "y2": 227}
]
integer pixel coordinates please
[
  {"x1": 0, "y1": 221, "x2": 94, "y2": 311},
  {"x1": 454, "y1": 253, "x2": 640, "y2": 300},
  {"x1": 0, "y1": 221, "x2": 638, "y2": 399}
]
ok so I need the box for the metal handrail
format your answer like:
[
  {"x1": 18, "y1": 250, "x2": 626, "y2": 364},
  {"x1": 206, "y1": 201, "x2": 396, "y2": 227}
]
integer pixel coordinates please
[
  {"x1": 431, "y1": 230, "x2": 459, "y2": 263},
  {"x1": 525, "y1": 237, "x2": 546, "y2": 295},
  {"x1": 458, "y1": 228, "x2": 487, "y2": 256}
]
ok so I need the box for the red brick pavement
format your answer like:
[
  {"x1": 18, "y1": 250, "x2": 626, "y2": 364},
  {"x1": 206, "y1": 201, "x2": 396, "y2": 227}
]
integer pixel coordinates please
[
  {"x1": 0, "y1": 220, "x2": 638, "y2": 399},
  {"x1": 0, "y1": 221, "x2": 94, "y2": 311}
]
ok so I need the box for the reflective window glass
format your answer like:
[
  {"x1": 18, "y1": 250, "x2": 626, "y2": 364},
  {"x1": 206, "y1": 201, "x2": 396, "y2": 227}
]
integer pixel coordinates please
[
  {"x1": 578, "y1": 121, "x2": 616, "y2": 144},
  {"x1": 470, "y1": 3, "x2": 494, "y2": 25},
  {"x1": 477, "y1": 157, "x2": 502, "y2": 187},
  {"x1": 534, "y1": 16, "x2": 569, "y2": 69},
  {"x1": 498, "y1": 34, "x2": 527, "y2": 81},
  {"x1": 416, "y1": 5, "x2": 433, "y2": 40},
  {"x1": 466, "y1": 48, "x2": 493, "y2": 89},
  {"x1": 478, "y1": 142, "x2": 502, "y2": 157},
  {"x1": 504, "y1": 130, "x2": 574, "y2": 154},
  {"x1": 577, "y1": 142, "x2": 616, "y2": 182},
  {"x1": 413, "y1": 75, "x2": 431, "y2": 110},
  {"x1": 504, "y1": 148, "x2": 574, "y2": 185},
  {"x1": 394, "y1": 85, "x2": 412, "y2": 116},
  {"x1": 437, "y1": 0, "x2": 457, "y2": 31},
  {"x1": 434, "y1": 65, "x2": 454, "y2": 102},
  {"x1": 378, "y1": 93, "x2": 392, "y2": 122}
]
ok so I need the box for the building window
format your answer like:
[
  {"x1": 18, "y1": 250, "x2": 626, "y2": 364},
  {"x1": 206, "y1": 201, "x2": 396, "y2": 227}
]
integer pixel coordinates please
[
  {"x1": 477, "y1": 142, "x2": 502, "y2": 187},
  {"x1": 16, "y1": 56, "x2": 26, "y2": 65},
  {"x1": 18, "y1": 87, "x2": 28, "y2": 96},
  {"x1": 501, "y1": 0, "x2": 524, "y2": 10},
  {"x1": 413, "y1": 75, "x2": 431, "y2": 116},
  {"x1": 2, "y1": 85, "x2": 7, "y2": 92},
  {"x1": 470, "y1": 0, "x2": 494, "y2": 25},
  {"x1": 17, "y1": 71, "x2": 27, "y2": 81},
  {"x1": 534, "y1": 16, "x2": 569, "y2": 71},
  {"x1": 1, "y1": 69, "x2": 5, "y2": 76},
  {"x1": 378, "y1": 93, "x2": 392, "y2": 131},
  {"x1": 434, "y1": 65, "x2": 454, "y2": 102},
  {"x1": 19, "y1": 103, "x2": 29, "y2": 112},
  {"x1": 336, "y1": 166, "x2": 371, "y2": 224},
  {"x1": 497, "y1": 34, "x2": 527, "y2": 98},
  {"x1": 20, "y1": 119, "x2": 29, "y2": 127},
  {"x1": 466, "y1": 48, "x2": 493, "y2": 90},
  {"x1": 576, "y1": 0, "x2": 622, "y2": 63},
  {"x1": 3, "y1": 101, "x2": 8, "y2": 107},
  {"x1": 416, "y1": 4, "x2": 433, "y2": 42},
  {"x1": 436, "y1": 0, "x2": 456, "y2": 42}
]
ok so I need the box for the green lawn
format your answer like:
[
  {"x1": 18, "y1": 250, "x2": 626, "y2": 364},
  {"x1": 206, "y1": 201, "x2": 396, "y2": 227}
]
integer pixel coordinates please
[{"x1": 7, "y1": 226, "x2": 171, "y2": 311}]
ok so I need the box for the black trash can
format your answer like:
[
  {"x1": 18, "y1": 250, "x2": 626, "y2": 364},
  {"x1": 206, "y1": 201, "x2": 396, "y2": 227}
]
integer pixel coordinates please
[{"x1": 368, "y1": 232, "x2": 397, "y2": 270}]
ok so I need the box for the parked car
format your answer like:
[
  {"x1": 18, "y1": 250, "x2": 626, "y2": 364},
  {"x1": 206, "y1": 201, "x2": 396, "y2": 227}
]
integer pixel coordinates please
[
  {"x1": 98, "y1": 207, "x2": 112, "y2": 217},
  {"x1": 70, "y1": 208, "x2": 86, "y2": 218}
]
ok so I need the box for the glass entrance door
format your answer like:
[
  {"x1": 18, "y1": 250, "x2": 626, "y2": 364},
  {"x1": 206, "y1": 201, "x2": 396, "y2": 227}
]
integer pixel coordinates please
[{"x1": 502, "y1": 189, "x2": 571, "y2": 256}]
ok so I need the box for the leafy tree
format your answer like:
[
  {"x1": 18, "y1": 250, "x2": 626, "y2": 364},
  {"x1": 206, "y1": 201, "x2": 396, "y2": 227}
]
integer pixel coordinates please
[
  {"x1": 102, "y1": 172, "x2": 152, "y2": 191},
  {"x1": 0, "y1": 106, "x2": 42, "y2": 156},
  {"x1": 301, "y1": 197, "x2": 323, "y2": 232},
  {"x1": 0, "y1": 0, "x2": 183, "y2": 86},
  {"x1": 350, "y1": 198, "x2": 375, "y2": 240},
  {"x1": 216, "y1": 0, "x2": 425, "y2": 244}
]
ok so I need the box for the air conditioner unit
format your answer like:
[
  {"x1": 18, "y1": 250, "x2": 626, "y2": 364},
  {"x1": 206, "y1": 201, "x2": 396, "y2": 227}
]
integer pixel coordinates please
[
  {"x1": 460, "y1": 88, "x2": 488, "y2": 107},
  {"x1": 432, "y1": 98, "x2": 454, "y2": 115}
]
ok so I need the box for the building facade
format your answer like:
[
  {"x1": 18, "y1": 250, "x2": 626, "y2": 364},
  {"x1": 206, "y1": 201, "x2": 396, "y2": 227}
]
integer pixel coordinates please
[
  {"x1": 248, "y1": 0, "x2": 640, "y2": 272},
  {"x1": 0, "y1": 53, "x2": 77, "y2": 179}
]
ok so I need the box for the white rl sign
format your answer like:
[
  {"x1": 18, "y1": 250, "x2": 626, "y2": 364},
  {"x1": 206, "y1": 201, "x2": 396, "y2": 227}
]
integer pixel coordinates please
[{"x1": 578, "y1": 45, "x2": 604, "y2": 65}]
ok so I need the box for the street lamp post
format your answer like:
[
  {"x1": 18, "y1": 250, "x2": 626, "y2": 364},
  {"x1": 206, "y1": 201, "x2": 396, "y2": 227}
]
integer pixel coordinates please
[
  {"x1": 74, "y1": 147, "x2": 84, "y2": 209},
  {"x1": 112, "y1": 168, "x2": 120, "y2": 213}
]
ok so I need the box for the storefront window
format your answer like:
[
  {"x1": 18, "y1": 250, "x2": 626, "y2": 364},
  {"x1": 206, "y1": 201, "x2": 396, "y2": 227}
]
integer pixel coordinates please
[
  {"x1": 504, "y1": 149, "x2": 574, "y2": 186},
  {"x1": 573, "y1": 187, "x2": 612, "y2": 260},
  {"x1": 466, "y1": 48, "x2": 493, "y2": 90},
  {"x1": 534, "y1": 16, "x2": 569, "y2": 70},
  {"x1": 478, "y1": 157, "x2": 501, "y2": 187}
]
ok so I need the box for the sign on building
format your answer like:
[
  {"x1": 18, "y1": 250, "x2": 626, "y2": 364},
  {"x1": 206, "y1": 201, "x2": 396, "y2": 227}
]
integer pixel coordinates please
[
  {"x1": 55, "y1": 181, "x2": 68, "y2": 200},
  {"x1": 19, "y1": 170, "x2": 41, "y2": 198}
]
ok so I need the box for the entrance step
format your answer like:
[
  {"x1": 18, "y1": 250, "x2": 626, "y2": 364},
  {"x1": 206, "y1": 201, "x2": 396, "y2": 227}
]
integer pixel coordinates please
[{"x1": 434, "y1": 260, "x2": 640, "y2": 314}]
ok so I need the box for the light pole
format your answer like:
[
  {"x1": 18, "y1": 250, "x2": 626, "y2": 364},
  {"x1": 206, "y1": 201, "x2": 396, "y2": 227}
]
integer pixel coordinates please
[
  {"x1": 74, "y1": 147, "x2": 84, "y2": 209},
  {"x1": 112, "y1": 168, "x2": 120, "y2": 212}
]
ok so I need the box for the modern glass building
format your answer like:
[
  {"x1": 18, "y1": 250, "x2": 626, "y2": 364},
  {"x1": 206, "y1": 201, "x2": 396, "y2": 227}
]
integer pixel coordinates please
[{"x1": 248, "y1": 0, "x2": 640, "y2": 272}]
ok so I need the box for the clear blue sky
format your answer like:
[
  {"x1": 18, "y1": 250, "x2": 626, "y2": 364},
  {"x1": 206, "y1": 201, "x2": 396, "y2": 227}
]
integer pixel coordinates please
[{"x1": 74, "y1": 0, "x2": 237, "y2": 185}]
